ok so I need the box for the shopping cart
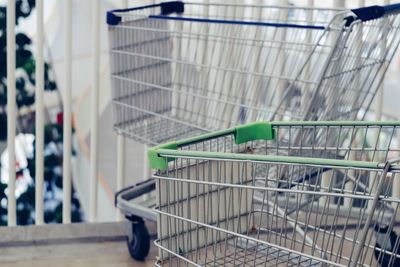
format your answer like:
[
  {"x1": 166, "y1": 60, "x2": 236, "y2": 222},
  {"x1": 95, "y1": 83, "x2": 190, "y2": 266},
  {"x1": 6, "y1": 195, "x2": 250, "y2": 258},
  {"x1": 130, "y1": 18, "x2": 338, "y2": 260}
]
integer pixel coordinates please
[
  {"x1": 106, "y1": 1, "x2": 400, "y2": 260},
  {"x1": 107, "y1": 2, "x2": 400, "y2": 144},
  {"x1": 149, "y1": 121, "x2": 400, "y2": 266},
  {"x1": 117, "y1": 120, "x2": 400, "y2": 261}
]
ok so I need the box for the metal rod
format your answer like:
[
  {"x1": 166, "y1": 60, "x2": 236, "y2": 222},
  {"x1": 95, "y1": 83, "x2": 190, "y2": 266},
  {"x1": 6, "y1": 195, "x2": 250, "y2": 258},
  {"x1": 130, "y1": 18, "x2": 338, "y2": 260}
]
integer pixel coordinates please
[
  {"x1": 374, "y1": 0, "x2": 389, "y2": 122},
  {"x1": 380, "y1": 0, "x2": 400, "y2": 208},
  {"x1": 317, "y1": 0, "x2": 346, "y2": 207},
  {"x1": 274, "y1": 0, "x2": 289, "y2": 121},
  {"x1": 350, "y1": 164, "x2": 391, "y2": 267},
  {"x1": 35, "y1": 0, "x2": 45, "y2": 225},
  {"x1": 301, "y1": 0, "x2": 314, "y2": 108},
  {"x1": 6, "y1": 0, "x2": 16, "y2": 227},
  {"x1": 142, "y1": 144, "x2": 150, "y2": 203},
  {"x1": 116, "y1": 134, "x2": 125, "y2": 221},
  {"x1": 143, "y1": 144, "x2": 150, "y2": 180},
  {"x1": 63, "y1": 0, "x2": 72, "y2": 224},
  {"x1": 344, "y1": 147, "x2": 357, "y2": 207},
  {"x1": 89, "y1": 0, "x2": 100, "y2": 222},
  {"x1": 395, "y1": 121, "x2": 400, "y2": 207},
  {"x1": 369, "y1": 0, "x2": 389, "y2": 210}
]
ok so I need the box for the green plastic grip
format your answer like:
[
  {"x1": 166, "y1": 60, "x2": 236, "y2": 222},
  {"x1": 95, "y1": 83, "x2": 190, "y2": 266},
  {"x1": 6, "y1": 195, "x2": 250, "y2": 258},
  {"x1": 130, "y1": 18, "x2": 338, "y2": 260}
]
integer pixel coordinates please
[
  {"x1": 234, "y1": 121, "x2": 275, "y2": 144},
  {"x1": 148, "y1": 122, "x2": 275, "y2": 170}
]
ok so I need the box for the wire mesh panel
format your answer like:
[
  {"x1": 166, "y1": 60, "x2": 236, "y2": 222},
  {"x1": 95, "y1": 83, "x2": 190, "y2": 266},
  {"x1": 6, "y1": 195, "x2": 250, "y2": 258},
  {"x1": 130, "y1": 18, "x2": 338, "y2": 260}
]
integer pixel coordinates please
[
  {"x1": 154, "y1": 159, "x2": 400, "y2": 267},
  {"x1": 107, "y1": 2, "x2": 400, "y2": 145},
  {"x1": 149, "y1": 121, "x2": 400, "y2": 266},
  {"x1": 265, "y1": 121, "x2": 400, "y2": 161},
  {"x1": 176, "y1": 121, "x2": 400, "y2": 162}
]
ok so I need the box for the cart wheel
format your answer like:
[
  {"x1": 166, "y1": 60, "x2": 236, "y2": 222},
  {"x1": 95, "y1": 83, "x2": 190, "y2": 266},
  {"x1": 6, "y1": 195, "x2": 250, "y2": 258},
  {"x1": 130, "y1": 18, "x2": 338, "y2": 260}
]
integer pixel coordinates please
[{"x1": 127, "y1": 221, "x2": 150, "y2": 261}]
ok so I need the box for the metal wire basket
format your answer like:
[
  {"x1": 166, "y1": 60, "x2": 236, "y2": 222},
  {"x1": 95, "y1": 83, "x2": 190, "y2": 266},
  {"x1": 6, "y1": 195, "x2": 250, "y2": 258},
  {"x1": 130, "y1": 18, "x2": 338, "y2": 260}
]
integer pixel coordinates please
[
  {"x1": 149, "y1": 121, "x2": 400, "y2": 266},
  {"x1": 107, "y1": 2, "x2": 400, "y2": 145}
]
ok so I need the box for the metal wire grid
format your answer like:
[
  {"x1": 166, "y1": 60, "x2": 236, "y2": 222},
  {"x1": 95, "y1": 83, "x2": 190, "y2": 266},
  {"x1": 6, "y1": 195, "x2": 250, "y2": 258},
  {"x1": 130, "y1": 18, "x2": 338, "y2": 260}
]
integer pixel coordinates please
[
  {"x1": 152, "y1": 123, "x2": 400, "y2": 266},
  {"x1": 177, "y1": 123, "x2": 400, "y2": 162},
  {"x1": 154, "y1": 158, "x2": 400, "y2": 266},
  {"x1": 108, "y1": 3, "x2": 400, "y2": 145}
]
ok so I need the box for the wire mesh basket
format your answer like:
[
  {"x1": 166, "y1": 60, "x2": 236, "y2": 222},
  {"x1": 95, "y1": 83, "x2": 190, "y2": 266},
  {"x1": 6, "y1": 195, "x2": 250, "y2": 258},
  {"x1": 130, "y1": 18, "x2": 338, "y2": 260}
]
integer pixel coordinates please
[
  {"x1": 107, "y1": 2, "x2": 400, "y2": 145},
  {"x1": 149, "y1": 121, "x2": 400, "y2": 266}
]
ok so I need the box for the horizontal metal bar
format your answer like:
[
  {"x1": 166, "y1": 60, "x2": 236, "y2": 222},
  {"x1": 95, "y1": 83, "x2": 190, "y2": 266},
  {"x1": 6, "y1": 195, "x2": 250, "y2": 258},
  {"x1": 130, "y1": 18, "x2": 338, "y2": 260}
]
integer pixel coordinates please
[
  {"x1": 107, "y1": 1, "x2": 343, "y2": 26},
  {"x1": 153, "y1": 174, "x2": 384, "y2": 200},
  {"x1": 271, "y1": 121, "x2": 400, "y2": 127},
  {"x1": 149, "y1": 15, "x2": 326, "y2": 30},
  {"x1": 156, "y1": 149, "x2": 382, "y2": 170}
]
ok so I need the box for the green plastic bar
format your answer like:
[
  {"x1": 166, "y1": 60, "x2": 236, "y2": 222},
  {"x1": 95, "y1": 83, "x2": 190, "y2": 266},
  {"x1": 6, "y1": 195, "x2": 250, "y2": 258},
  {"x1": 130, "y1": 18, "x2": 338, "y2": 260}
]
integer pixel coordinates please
[
  {"x1": 156, "y1": 149, "x2": 382, "y2": 170},
  {"x1": 148, "y1": 120, "x2": 400, "y2": 170},
  {"x1": 148, "y1": 122, "x2": 275, "y2": 169}
]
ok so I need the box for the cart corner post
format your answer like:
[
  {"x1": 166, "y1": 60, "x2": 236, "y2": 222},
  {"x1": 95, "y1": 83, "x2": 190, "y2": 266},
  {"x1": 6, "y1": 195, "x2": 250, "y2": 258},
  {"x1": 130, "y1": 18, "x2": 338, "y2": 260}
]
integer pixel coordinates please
[{"x1": 148, "y1": 142, "x2": 179, "y2": 171}]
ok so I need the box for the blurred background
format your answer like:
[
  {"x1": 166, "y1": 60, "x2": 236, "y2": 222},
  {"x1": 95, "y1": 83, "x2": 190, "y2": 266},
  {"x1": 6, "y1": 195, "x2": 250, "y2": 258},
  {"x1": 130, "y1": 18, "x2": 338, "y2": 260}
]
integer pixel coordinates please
[
  {"x1": 0, "y1": 0, "x2": 399, "y2": 255},
  {"x1": 0, "y1": 0, "x2": 399, "y2": 228}
]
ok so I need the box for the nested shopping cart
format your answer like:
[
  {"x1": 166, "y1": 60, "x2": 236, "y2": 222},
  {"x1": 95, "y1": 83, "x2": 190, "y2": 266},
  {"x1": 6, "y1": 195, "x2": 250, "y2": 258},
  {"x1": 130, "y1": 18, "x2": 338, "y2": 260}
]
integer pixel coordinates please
[
  {"x1": 107, "y1": 2, "x2": 400, "y2": 145},
  {"x1": 149, "y1": 121, "x2": 400, "y2": 266},
  {"x1": 116, "y1": 119, "x2": 400, "y2": 261},
  {"x1": 106, "y1": 1, "x2": 400, "y2": 260}
]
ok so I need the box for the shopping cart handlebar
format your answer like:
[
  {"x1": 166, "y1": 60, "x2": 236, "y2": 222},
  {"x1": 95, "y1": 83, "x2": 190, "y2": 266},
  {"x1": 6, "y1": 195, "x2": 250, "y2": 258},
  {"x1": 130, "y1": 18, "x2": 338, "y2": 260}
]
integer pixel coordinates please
[
  {"x1": 148, "y1": 121, "x2": 400, "y2": 170},
  {"x1": 346, "y1": 3, "x2": 400, "y2": 26},
  {"x1": 107, "y1": 1, "x2": 400, "y2": 26},
  {"x1": 148, "y1": 122, "x2": 275, "y2": 169},
  {"x1": 107, "y1": 1, "x2": 184, "y2": 26}
]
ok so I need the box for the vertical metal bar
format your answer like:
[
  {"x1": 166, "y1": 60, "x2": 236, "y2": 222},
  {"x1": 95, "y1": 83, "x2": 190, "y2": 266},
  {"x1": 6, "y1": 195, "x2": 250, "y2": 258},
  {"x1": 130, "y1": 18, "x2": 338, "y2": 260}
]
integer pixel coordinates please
[
  {"x1": 171, "y1": 11, "x2": 183, "y2": 119},
  {"x1": 350, "y1": 165, "x2": 390, "y2": 267},
  {"x1": 344, "y1": 147, "x2": 357, "y2": 207},
  {"x1": 116, "y1": 134, "x2": 125, "y2": 221},
  {"x1": 301, "y1": 0, "x2": 314, "y2": 108},
  {"x1": 197, "y1": 0, "x2": 209, "y2": 126},
  {"x1": 378, "y1": 0, "x2": 398, "y2": 208},
  {"x1": 319, "y1": 171, "x2": 332, "y2": 206},
  {"x1": 89, "y1": 0, "x2": 100, "y2": 222},
  {"x1": 274, "y1": 0, "x2": 288, "y2": 121},
  {"x1": 393, "y1": 136, "x2": 400, "y2": 207},
  {"x1": 143, "y1": 145, "x2": 150, "y2": 179},
  {"x1": 116, "y1": 0, "x2": 128, "y2": 224},
  {"x1": 369, "y1": 0, "x2": 389, "y2": 210},
  {"x1": 317, "y1": 0, "x2": 346, "y2": 208},
  {"x1": 63, "y1": 0, "x2": 72, "y2": 224},
  {"x1": 6, "y1": 0, "x2": 16, "y2": 227},
  {"x1": 247, "y1": 3, "x2": 262, "y2": 122},
  {"x1": 374, "y1": 0, "x2": 390, "y2": 121},
  {"x1": 142, "y1": 144, "x2": 150, "y2": 202},
  {"x1": 35, "y1": 0, "x2": 45, "y2": 225}
]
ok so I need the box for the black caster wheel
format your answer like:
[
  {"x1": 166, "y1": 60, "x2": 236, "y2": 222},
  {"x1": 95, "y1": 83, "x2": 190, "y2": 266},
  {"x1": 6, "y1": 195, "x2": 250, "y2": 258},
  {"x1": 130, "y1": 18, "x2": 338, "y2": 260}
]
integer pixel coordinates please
[{"x1": 127, "y1": 219, "x2": 150, "y2": 261}]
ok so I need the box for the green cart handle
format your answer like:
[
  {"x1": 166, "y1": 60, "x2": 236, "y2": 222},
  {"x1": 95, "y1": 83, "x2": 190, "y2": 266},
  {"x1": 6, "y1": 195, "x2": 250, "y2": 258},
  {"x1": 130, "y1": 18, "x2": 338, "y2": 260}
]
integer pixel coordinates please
[{"x1": 148, "y1": 122, "x2": 274, "y2": 169}]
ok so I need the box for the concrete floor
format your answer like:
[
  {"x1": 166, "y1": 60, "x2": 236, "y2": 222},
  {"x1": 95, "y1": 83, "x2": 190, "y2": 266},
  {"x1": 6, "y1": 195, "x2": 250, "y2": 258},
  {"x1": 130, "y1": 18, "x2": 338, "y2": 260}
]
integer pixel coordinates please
[
  {"x1": 0, "y1": 222, "x2": 158, "y2": 267},
  {"x1": 1, "y1": 240, "x2": 156, "y2": 267}
]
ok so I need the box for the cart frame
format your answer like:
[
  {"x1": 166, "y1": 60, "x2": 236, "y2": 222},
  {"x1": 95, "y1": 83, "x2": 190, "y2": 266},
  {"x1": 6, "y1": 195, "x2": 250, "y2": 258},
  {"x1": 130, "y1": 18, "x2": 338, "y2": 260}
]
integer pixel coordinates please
[
  {"x1": 116, "y1": 120, "x2": 400, "y2": 262},
  {"x1": 107, "y1": 2, "x2": 400, "y2": 145},
  {"x1": 149, "y1": 121, "x2": 400, "y2": 266}
]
